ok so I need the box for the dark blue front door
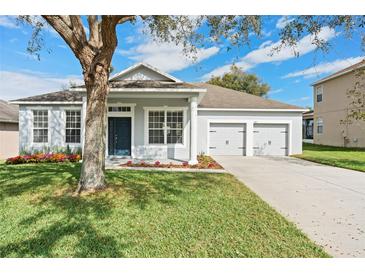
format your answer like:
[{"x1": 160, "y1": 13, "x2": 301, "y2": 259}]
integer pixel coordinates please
[{"x1": 108, "y1": 117, "x2": 131, "y2": 156}]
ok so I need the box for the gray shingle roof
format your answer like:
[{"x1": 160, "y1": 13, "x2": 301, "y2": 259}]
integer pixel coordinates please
[
  {"x1": 12, "y1": 90, "x2": 82, "y2": 102},
  {"x1": 11, "y1": 82, "x2": 302, "y2": 110},
  {"x1": 75, "y1": 80, "x2": 200, "y2": 89},
  {"x1": 195, "y1": 83, "x2": 303, "y2": 109},
  {"x1": 0, "y1": 100, "x2": 19, "y2": 123}
]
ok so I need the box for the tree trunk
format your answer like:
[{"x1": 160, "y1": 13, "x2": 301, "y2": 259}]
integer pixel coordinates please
[{"x1": 77, "y1": 64, "x2": 110, "y2": 192}]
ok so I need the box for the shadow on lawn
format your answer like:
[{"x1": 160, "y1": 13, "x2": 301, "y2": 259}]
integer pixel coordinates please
[
  {"x1": 106, "y1": 170, "x2": 223, "y2": 209},
  {"x1": 0, "y1": 165, "x2": 225, "y2": 257},
  {"x1": 0, "y1": 192, "x2": 125, "y2": 257},
  {"x1": 0, "y1": 163, "x2": 80, "y2": 200}
]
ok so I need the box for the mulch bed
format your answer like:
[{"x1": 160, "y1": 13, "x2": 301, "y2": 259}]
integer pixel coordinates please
[{"x1": 120, "y1": 155, "x2": 223, "y2": 169}]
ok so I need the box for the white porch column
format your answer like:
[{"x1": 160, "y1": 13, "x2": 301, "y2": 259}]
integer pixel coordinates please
[
  {"x1": 189, "y1": 96, "x2": 198, "y2": 164},
  {"x1": 245, "y1": 121, "x2": 254, "y2": 156}
]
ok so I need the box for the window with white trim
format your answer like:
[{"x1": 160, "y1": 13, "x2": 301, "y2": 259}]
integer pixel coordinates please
[
  {"x1": 317, "y1": 118, "x2": 323, "y2": 134},
  {"x1": 148, "y1": 110, "x2": 184, "y2": 144},
  {"x1": 33, "y1": 110, "x2": 48, "y2": 143},
  {"x1": 65, "y1": 110, "x2": 81, "y2": 143},
  {"x1": 316, "y1": 85, "x2": 323, "y2": 102},
  {"x1": 108, "y1": 106, "x2": 131, "y2": 112},
  {"x1": 166, "y1": 111, "x2": 183, "y2": 144}
]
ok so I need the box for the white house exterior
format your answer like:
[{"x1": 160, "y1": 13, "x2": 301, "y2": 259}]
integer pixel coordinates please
[{"x1": 12, "y1": 63, "x2": 306, "y2": 163}]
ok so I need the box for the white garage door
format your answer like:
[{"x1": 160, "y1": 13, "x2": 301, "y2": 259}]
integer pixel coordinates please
[
  {"x1": 209, "y1": 123, "x2": 246, "y2": 156},
  {"x1": 253, "y1": 124, "x2": 288, "y2": 156}
]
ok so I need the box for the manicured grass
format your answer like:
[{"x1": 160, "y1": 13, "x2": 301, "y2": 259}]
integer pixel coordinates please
[
  {"x1": 0, "y1": 163, "x2": 328, "y2": 258},
  {"x1": 294, "y1": 143, "x2": 365, "y2": 172}
]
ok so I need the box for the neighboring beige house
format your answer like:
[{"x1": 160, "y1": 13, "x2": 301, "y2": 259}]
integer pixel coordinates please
[
  {"x1": 312, "y1": 59, "x2": 365, "y2": 148},
  {"x1": 0, "y1": 100, "x2": 19, "y2": 159}
]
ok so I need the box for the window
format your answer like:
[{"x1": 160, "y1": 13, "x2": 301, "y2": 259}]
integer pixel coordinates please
[
  {"x1": 147, "y1": 109, "x2": 184, "y2": 145},
  {"x1": 108, "y1": 106, "x2": 131, "y2": 112},
  {"x1": 148, "y1": 111, "x2": 165, "y2": 144},
  {"x1": 167, "y1": 111, "x2": 183, "y2": 144},
  {"x1": 317, "y1": 118, "x2": 323, "y2": 134},
  {"x1": 316, "y1": 86, "x2": 323, "y2": 102},
  {"x1": 33, "y1": 110, "x2": 48, "y2": 143},
  {"x1": 66, "y1": 110, "x2": 81, "y2": 143}
]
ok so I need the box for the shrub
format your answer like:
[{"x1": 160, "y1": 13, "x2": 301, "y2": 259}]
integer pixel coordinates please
[
  {"x1": 154, "y1": 161, "x2": 161, "y2": 166},
  {"x1": 5, "y1": 153, "x2": 81, "y2": 165},
  {"x1": 126, "y1": 160, "x2": 133, "y2": 166},
  {"x1": 182, "y1": 161, "x2": 189, "y2": 167}
]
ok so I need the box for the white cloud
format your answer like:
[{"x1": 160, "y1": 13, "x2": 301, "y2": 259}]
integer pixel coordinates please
[
  {"x1": 276, "y1": 16, "x2": 294, "y2": 29},
  {"x1": 258, "y1": 40, "x2": 273, "y2": 49},
  {"x1": 202, "y1": 27, "x2": 336, "y2": 80},
  {"x1": 282, "y1": 56, "x2": 364, "y2": 79},
  {"x1": 0, "y1": 16, "x2": 19, "y2": 29},
  {"x1": 0, "y1": 70, "x2": 82, "y2": 101},
  {"x1": 120, "y1": 41, "x2": 220, "y2": 73}
]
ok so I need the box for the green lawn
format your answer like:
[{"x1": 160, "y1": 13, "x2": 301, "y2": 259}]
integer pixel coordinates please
[
  {"x1": 294, "y1": 143, "x2": 365, "y2": 172},
  {"x1": 0, "y1": 163, "x2": 328, "y2": 258}
]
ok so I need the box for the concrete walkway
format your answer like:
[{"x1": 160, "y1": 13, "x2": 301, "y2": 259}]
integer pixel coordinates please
[{"x1": 214, "y1": 156, "x2": 365, "y2": 258}]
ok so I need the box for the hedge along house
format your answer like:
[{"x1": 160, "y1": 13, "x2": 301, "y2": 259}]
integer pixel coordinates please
[{"x1": 11, "y1": 63, "x2": 306, "y2": 164}]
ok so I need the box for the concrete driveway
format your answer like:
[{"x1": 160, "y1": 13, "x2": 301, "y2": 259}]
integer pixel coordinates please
[{"x1": 214, "y1": 156, "x2": 365, "y2": 257}]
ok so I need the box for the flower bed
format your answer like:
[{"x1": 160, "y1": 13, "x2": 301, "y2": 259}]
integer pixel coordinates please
[
  {"x1": 5, "y1": 153, "x2": 81, "y2": 165},
  {"x1": 120, "y1": 155, "x2": 223, "y2": 169}
]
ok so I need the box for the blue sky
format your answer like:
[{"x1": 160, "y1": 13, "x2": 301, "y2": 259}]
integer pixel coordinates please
[{"x1": 0, "y1": 15, "x2": 363, "y2": 107}]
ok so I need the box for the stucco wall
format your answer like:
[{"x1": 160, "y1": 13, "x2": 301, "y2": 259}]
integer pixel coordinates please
[
  {"x1": 313, "y1": 71, "x2": 365, "y2": 147},
  {"x1": 197, "y1": 110, "x2": 303, "y2": 155},
  {"x1": 19, "y1": 105, "x2": 83, "y2": 153},
  {"x1": 0, "y1": 122, "x2": 19, "y2": 159}
]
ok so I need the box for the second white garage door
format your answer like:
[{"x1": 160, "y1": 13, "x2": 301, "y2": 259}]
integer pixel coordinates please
[
  {"x1": 209, "y1": 123, "x2": 246, "y2": 156},
  {"x1": 253, "y1": 124, "x2": 288, "y2": 156}
]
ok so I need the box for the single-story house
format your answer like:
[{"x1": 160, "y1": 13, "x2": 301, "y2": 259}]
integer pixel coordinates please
[
  {"x1": 11, "y1": 63, "x2": 306, "y2": 163},
  {"x1": 0, "y1": 100, "x2": 19, "y2": 159}
]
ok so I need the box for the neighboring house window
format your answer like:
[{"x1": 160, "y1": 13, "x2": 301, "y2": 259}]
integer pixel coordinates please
[
  {"x1": 316, "y1": 85, "x2": 323, "y2": 102},
  {"x1": 65, "y1": 110, "x2": 81, "y2": 143},
  {"x1": 148, "y1": 109, "x2": 184, "y2": 145},
  {"x1": 33, "y1": 110, "x2": 48, "y2": 143},
  {"x1": 317, "y1": 118, "x2": 323, "y2": 134}
]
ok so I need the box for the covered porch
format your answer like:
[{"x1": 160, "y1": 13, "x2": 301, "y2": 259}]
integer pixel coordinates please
[{"x1": 80, "y1": 91, "x2": 204, "y2": 164}]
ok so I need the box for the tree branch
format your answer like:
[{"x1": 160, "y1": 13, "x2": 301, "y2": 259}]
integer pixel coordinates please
[
  {"x1": 87, "y1": 15, "x2": 100, "y2": 48},
  {"x1": 42, "y1": 15, "x2": 94, "y2": 70}
]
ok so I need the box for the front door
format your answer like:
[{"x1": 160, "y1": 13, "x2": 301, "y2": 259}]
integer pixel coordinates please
[{"x1": 108, "y1": 117, "x2": 131, "y2": 156}]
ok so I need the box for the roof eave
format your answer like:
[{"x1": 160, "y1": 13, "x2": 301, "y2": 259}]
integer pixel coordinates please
[
  {"x1": 311, "y1": 63, "x2": 365, "y2": 86},
  {"x1": 71, "y1": 87, "x2": 206, "y2": 93},
  {"x1": 10, "y1": 101, "x2": 83, "y2": 105},
  {"x1": 197, "y1": 107, "x2": 309, "y2": 112}
]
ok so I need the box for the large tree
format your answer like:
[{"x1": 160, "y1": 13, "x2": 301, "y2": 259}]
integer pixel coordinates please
[
  {"x1": 19, "y1": 15, "x2": 365, "y2": 193},
  {"x1": 207, "y1": 64, "x2": 270, "y2": 97}
]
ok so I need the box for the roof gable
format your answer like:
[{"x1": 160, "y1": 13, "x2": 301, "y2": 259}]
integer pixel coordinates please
[{"x1": 110, "y1": 62, "x2": 182, "y2": 83}]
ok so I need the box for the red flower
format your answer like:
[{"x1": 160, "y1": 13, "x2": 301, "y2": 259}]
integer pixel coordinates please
[{"x1": 154, "y1": 161, "x2": 161, "y2": 166}]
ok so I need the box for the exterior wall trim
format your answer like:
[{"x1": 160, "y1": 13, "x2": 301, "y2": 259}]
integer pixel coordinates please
[{"x1": 199, "y1": 108, "x2": 308, "y2": 112}]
